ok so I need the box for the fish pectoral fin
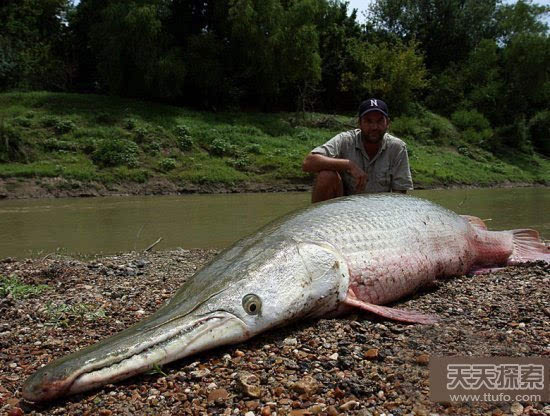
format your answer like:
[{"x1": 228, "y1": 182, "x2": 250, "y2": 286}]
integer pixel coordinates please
[{"x1": 344, "y1": 296, "x2": 439, "y2": 325}]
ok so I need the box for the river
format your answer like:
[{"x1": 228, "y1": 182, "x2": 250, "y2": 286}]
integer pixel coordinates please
[{"x1": 0, "y1": 187, "x2": 548, "y2": 259}]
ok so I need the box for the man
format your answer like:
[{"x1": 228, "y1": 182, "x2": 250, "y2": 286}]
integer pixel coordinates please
[{"x1": 302, "y1": 98, "x2": 413, "y2": 203}]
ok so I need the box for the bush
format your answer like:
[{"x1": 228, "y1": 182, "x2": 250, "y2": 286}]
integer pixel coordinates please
[
  {"x1": 451, "y1": 109, "x2": 494, "y2": 147},
  {"x1": 528, "y1": 111, "x2": 550, "y2": 156},
  {"x1": 175, "y1": 125, "x2": 191, "y2": 137},
  {"x1": 451, "y1": 109, "x2": 491, "y2": 132},
  {"x1": 42, "y1": 139, "x2": 78, "y2": 152},
  {"x1": 0, "y1": 123, "x2": 30, "y2": 162},
  {"x1": 158, "y1": 157, "x2": 177, "y2": 172},
  {"x1": 495, "y1": 118, "x2": 533, "y2": 154},
  {"x1": 134, "y1": 127, "x2": 149, "y2": 143},
  {"x1": 244, "y1": 143, "x2": 262, "y2": 154},
  {"x1": 92, "y1": 139, "x2": 139, "y2": 167},
  {"x1": 209, "y1": 138, "x2": 233, "y2": 156},
  {"x1": 41, "y1": 117, "x2": 75, "y2": 135}
]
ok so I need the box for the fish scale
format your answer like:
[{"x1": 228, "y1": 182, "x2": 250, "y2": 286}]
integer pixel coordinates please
[{"x1": 263, "y1": 194, "x2": 475, "y2": 304}]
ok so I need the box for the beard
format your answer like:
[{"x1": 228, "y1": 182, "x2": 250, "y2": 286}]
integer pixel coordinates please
[{"x1": 362, "y1": 130, "x2": 385, "y2": 144}]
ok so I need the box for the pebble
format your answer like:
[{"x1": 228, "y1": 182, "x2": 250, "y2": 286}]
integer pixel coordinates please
[
  {"x1": 339, "y1": 400, "x2": 359, "y2": 411},
  {"x1": 365, "y1": 348, "x2": 379, "y2": 359},
  {"x1": 207, "y1": 388, "x2": 229, "y2": 403},
  {"x1": 2, "y1": 252, "x2": 547, "y2": 416},
  {"x1": 510, "y1": 402, "x2": 523, "y2": 416},
  {"x1": 236, "y1": 371, "x2": 261, "y2": 398},
  {"x1": 416, "y1": 354, "x2": 430, "y2": 365},
  {"x1": 283, "y1": 337, "x2": 298, "y2": 346},
  {"x1": 292, "y1": 375, "x2": 320, "y2": 395}
]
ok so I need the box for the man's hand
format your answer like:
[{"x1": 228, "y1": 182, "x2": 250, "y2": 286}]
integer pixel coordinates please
[{"x1": 347, "y1": 161, "x2": 367, "y2": 193}]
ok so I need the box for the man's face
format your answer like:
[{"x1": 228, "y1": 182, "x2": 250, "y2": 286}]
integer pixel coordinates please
[{"x1": 359, "y1": 111, "x2": 388, "y2": 144}]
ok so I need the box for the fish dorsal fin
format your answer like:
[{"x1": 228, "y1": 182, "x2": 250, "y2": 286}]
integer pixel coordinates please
[
  {"x1": 461, "y1": 215, "x2": 488, "y2": 230},
  {"x1": 508, "y1": 229, "x2": 550, "y2": 265}
]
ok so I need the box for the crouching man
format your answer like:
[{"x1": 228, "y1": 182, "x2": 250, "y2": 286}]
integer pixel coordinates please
[{"x1": 302, "y1": 98, "x2": 413, "y2": 203}]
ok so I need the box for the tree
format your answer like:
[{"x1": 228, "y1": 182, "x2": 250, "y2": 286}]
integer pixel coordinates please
[
  {"x1": 368, "y1": 0, "x2": 500, "y2": 71},
  {"x1": 340, "y1": 39, "x2": 427, "y2": 115},
  {"x1": 88, "y1": 0, "x2": 185, "y2": 98},
  {"x1": 0, "y1": 0, "x2": 73, "y2": 90}
]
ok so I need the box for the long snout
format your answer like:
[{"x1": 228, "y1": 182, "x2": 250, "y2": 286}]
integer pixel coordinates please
[{"x1": 22, "y1": 309, "x2": 247, "y2": 402}]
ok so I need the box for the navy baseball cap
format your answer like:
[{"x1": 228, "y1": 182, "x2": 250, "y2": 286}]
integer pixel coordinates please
[{"x1": 358, "y1": 98, "x2": 389, "y2": 118}]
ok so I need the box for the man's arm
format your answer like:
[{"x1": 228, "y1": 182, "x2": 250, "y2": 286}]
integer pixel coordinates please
[
  {"x1": 302, "y1": 153, "x2": 367, "y2": 193},
  {"x1": 302, "y1": 153, "x2": 351, "y2": 173}
]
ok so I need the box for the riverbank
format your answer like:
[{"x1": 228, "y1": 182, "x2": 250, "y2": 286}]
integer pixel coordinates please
[
  {"x1": 1, "y1": 92, "x2": 549, "y2": 200},
  {"x1": 2, "y1": 176, "x2": 548, "y2": 200},
  {"x1": 1, "y1": 250, "x2": 548, "y2": 415}
]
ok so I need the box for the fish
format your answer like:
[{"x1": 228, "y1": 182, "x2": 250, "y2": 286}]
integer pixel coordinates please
[{"x1": 22, "y1": 194, "x2": 549, "y2": 402}]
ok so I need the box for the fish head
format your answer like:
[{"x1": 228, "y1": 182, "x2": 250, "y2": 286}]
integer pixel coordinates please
[{"x1": 22, "y1": 239, "x2": 349, "y2": 402}]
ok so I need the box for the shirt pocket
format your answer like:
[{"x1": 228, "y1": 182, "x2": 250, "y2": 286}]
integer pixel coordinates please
[{"x1": 374, "y1": 161, "x2": 391, "y2": 188}]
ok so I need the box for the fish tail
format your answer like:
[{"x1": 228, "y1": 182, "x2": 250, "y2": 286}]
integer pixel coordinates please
[{"x1": 507, "y1": 229, "x2": 550, "y2": 265}]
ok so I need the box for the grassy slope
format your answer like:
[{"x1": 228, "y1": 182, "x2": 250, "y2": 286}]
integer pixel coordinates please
[{"x1": 0, "y1": 92, "x2": 548, "y2": 191}]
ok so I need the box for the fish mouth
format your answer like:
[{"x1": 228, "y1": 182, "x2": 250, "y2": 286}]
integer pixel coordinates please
[{"x1": 22, "y1": 311, "x2": 247, "y2": 402}]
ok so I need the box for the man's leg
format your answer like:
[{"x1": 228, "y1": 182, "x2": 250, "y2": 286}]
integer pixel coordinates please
[{"x1": 312, "y1": 170, "x2": 344, "y2": 203}]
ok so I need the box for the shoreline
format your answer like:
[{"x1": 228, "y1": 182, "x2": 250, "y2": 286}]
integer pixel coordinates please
[
  {"x1": 0, "y1": 177, "x2": 547, "y2": 200},
  {"x1": 0, "y1": 250, "x2": 548, "y2": 415}
]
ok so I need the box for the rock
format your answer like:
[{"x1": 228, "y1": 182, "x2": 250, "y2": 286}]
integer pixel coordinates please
[
  {"x1": 326, "y1": 406, "x2": 339, "y2": 416},
  {"x1": 329, "y1": 352, "x2": 339, "y2": 360},
  {"x1": 365, "y1": 348, "x2": 379, "y2": 360},
  {"x1": 416, "y1": 354, "x2": 430, "y2": 366},
  {"x1": 190, "y1": 368, "x2": 211, "y2": 379},
  {"x1": 236, "y1": 372, "x2": 262, "y2": 398},
  {"x1": 339, "y1": 400, "x2": 359, "y2": 411},
  {"x1": 207, "y1": 388, "x2": 229, "y2": 403},
  {"x1": 245, "y1": 400, "x2": 260, "y2": 410},
  {"x1": 261, "y1": 406, "x2": 272, "y2": 416},
  {"x1": 244, "y1": 412, "x2": 255, "y2": 416},
  {"x1": 412, "y1": 403, "x2": 429, "y2": 416},
  {"x1": 309, "y1": 404, "x2": 324, "y2": 414},
  {"x1": 510, "y1": 402, "x2": 523, "y2": 416},
  {"x1": 283, "y1": 337, "x2": 298, "y2": 346},
  {"x1": 291, "y1": 375, "x2": 320, "y2": 395},
  {"x1": 7, "y1": 408, "x2": 24, "y2": 416}
]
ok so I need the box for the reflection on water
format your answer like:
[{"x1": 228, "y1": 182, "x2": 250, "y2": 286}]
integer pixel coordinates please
[{"x1": 0, "y1": 187, "x2": 548, "y2": 258}]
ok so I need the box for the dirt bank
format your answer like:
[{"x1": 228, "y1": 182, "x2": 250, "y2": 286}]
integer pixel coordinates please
[
  {"x1": 0, "y1": 250, "x2": 548, "y2": 415},
  {"x1": 1, "y1": 177, "x2": 547, "y2": 200},
  {"x1": 0, "y1": 178, "x2": 312, "y2": 200}
]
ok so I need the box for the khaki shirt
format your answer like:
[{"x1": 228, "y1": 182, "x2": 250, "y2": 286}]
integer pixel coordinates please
[{"x1": 312, "y1": 130, "x2": 413, "y2": 195}]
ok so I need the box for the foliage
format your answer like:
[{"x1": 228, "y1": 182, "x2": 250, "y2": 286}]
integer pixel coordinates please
[
  {"x1": 1, "y1": 90, "x2": 549, "y2": 190},
  {"x1": 528, "y1": 110, "x2": 550, "y2": 156},
  {"x1": 0, "y1": 275, "x2": 49, "y2": 299},
  {"x1": 44, "y1": 301, "x2": 106, "y2": 327},
  {"x1": 158, "y1": 157, "x2": 177, "y2": 172},
  {"x1": 92, "y1": 138, "x2": 140, "y2": 167},
  {"x1": 340, "y1": 39, "x2": 427, "y2": 115}
]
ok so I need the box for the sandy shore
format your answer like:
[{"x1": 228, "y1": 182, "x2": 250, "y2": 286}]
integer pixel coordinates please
[{"x1": 0, "y1": 250, "x2": 548, "y2": 415}]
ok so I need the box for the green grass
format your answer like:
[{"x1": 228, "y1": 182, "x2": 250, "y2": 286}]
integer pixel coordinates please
[
  {"x1": 44, "y1": 301, "x2": 107, "y2": 327},
  {"x1": 0, "y1": 91, "x2": 548, "y2": 190},
  {"x1": 0, "y1": 275, "x2": 50, "y2": 299}
]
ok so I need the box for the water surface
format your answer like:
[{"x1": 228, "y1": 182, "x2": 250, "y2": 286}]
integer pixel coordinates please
[{"x1": 0, "y1": 187, "x2": 548, "y2": 259}]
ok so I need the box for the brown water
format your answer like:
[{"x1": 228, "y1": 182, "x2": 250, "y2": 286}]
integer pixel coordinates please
[{"x1": 0, "y1": 188, "x2": 548, "y2": 259}]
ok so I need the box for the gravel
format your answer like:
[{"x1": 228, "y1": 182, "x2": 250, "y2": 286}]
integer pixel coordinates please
[{"x1": 0, "y1": 250, "x2": 548, "y2": 416}]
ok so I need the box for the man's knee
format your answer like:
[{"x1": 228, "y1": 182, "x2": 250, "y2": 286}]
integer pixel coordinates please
[
  {"x1": 312, "y1": 170, "x2": 343, "y2": 203},
  {"x1": 316, "y1": 170, "x2": 341, "y2": 188}
]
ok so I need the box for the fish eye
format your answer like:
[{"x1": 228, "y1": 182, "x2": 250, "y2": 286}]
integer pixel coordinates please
[{"x1": 242, "y1": 294, "x2": 262, "y2": 315}]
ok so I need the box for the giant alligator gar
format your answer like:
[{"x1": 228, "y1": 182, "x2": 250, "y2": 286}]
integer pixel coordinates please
[{"x1": 22, "y1": 194, "x2": 549, "y2": 402}]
